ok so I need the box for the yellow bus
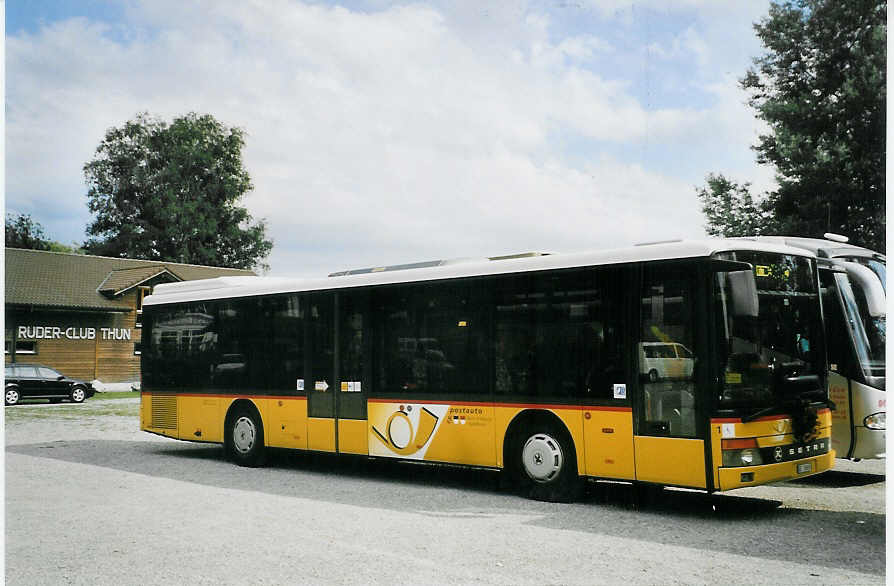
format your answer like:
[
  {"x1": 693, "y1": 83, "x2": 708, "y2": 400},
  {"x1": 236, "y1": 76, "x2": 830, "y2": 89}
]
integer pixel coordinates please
[{"x1": 140, "y1": 239, "x2": 835, "y2": 501}]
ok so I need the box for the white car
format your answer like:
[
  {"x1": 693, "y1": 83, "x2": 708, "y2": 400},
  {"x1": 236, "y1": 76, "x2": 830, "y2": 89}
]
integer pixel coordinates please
[{"x1": 640, "y1": 342, "x2": 694, "y2": 382}]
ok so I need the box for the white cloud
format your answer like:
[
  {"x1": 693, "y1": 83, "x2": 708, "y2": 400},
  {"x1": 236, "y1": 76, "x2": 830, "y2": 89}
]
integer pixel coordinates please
[
  {"x1": 6, "y1": 0, "x2": 771, "y2": 276},
  {"x1": 554, "y1": 36, "x2": 614, "y2": 62},
  {"x1": 645, "y1": 27, "x2": 709, "y2": 68},
  {"x1": 582, "y1": 0, "x2": 759, "y2": 19}
]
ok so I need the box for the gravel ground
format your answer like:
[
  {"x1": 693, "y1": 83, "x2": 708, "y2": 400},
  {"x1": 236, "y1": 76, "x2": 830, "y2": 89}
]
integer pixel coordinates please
[{"x1": 5, "y1": 397, "x2": 886, "y2": 585}]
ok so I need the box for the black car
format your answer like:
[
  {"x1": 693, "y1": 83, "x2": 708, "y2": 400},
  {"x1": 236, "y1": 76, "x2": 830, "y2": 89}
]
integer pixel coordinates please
[{"x1": 4, "y1": 363, "x2": 95, "y2": 406}]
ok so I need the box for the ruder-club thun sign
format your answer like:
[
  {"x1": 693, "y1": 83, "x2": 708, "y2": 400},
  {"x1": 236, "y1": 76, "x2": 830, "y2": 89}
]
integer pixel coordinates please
[{"x1": 17, "y1": 326, "x2": 133, "y2": 341}]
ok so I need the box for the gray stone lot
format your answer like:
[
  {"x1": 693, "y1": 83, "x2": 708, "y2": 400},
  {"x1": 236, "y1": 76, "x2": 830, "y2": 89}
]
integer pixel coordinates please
[{"x1": 5, "y1": 397, "x2": 885, "y2": 585}]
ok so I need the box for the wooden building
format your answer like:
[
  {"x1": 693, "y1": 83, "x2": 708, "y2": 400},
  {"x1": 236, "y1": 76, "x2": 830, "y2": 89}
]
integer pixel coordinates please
[{"x1": 5, "y1": 248, "x2": 254, "y2": 388}]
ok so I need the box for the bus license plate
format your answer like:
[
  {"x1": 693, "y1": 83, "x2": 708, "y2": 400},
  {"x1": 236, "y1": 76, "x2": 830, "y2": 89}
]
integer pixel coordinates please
[{"x1": 797, "y1": 462, "x2": 812, "y2": 474}]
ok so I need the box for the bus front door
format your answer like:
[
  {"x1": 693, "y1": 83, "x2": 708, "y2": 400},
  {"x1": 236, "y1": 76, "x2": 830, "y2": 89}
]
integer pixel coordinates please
[{"x1": 633, "y1": 266, "x2": 707, "y2": 489}]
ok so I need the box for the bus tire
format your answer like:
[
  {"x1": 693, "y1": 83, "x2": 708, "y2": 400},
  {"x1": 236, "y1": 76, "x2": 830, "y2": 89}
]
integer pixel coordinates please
[
  {"x1": 225, "y1": 405, "x2": 267, "y2": 467},
  {"x1": 509, "y1": 420, "x2": 582, "y2": 503}
]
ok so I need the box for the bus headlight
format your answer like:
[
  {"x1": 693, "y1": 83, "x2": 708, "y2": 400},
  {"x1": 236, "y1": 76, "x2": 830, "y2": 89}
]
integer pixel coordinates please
[
  {"x1": 721, "y1": 447, "x2": 764, "y2": 467},
  {"x1": 864, "y1": 412, "x2": 886, "y2": 430},
  {"x1": 740, "y1": 449, "x2": 759, "y2": 465}
]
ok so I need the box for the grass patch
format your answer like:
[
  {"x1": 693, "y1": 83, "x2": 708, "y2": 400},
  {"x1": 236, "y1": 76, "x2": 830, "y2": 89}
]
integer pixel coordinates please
[
  {"x1": 95, "y1": 391, "x2": 141, "y2": 399},
  {"x1": 5, "y1": 398, "x2": 139, "y2": 420}
]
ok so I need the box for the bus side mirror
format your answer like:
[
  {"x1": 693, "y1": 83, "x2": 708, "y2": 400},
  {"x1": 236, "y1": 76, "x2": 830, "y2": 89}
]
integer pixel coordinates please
[{"x1": 728, "y1": 270, "x2": 759, "y2": 317}]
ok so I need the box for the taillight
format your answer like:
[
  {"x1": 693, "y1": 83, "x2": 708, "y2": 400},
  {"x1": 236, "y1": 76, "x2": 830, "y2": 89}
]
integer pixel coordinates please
[{"x1": 722, "y1": 438, "x2": 758, "y2": 450}]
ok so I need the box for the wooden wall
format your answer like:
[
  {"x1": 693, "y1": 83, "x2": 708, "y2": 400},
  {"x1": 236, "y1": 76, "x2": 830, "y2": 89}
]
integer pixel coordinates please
[{"x1": 5, "y1": 291, "x2": 142, "y2": 384}]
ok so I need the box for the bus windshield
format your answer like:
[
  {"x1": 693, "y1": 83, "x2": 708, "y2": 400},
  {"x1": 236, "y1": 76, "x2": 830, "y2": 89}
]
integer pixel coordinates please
[
  {"x1": 714, "y1": 252, "x2": 825, "y2": 413},
  {"x1": 841, "y1": 274, "x2": 886, "y2": 386}
]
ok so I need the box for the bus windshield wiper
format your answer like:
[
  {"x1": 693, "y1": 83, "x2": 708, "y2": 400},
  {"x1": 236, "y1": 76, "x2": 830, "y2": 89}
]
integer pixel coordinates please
[{"x1": 741, "y1": 405, "x2": 781, "y2": 423}]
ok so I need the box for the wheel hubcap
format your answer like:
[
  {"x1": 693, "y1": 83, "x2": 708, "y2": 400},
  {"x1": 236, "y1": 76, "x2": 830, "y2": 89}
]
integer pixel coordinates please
[
  {"x1": 233, "y1": 416, "x2": 256, "y2": 454},
  {"x1": 6, "y1": 390, "x2": 18, "y2": 404},
  {"x1": 72, "y1": 389, "x2": 85, "y2": 402},
  {"x1": 521, "y1": 433, "x2": 563, "y2": 482}
]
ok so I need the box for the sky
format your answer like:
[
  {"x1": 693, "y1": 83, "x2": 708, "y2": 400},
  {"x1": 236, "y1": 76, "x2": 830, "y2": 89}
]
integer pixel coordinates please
[{"x1": 6, "y1": 0, "x2": 777, "y2": 277}]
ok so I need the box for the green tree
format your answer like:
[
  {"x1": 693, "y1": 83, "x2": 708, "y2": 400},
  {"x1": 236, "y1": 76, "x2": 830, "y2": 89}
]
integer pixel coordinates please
[
  {"x1": 6, "y1": 213, "x2": 50, "y2": 250},
  {"x1": 701, "y1": 1, "x2": 885, "y2": 251},
  {"x1": 5, "y1": 213, "x2": 84, "y2": 253},
  {"x1": 696, "y1": 174, "x2": 777, "y2": 237},
  {"x1": 83, "y1": 112, "x2": 273, "y2": 270},
  {"x1": 45, "y1": 241, "x2": 86, "y2": 254}
]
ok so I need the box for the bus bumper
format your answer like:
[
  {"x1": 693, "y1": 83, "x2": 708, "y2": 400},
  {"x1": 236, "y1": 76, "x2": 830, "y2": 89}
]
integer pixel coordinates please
[{"x1": 717, "y1": 450, "x2": 835, "y2": 491}]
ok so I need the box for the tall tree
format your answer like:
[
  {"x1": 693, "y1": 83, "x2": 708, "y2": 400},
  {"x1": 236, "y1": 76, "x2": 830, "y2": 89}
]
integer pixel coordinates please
[
  {"x1": 696, "y1": 174, "x2": 777, "y2": 237},
  {"x1": 700, "y1": 1, "x2": 885, "y2": 251},
  {"x1": 83, "y1": 112, "x2": 273, "y2": 270},
  {"x1": 744, "y1": 0, "x2": 886, "y2": 250},
  {"x1": 6, "y1": 213, "x2": 50, "y2": 250}
]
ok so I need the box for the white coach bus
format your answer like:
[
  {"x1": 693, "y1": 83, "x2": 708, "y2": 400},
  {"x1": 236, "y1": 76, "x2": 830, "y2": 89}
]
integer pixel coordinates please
[{"x1": 748, "y1": 235, "x2": 885, "y2": 460}]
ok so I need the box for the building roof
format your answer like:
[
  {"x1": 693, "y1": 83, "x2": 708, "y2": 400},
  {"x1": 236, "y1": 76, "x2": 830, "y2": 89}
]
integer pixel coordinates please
[
  {"x1": 5, "y1": 248, "x2": 256, "y2": 312},
  {"x1": 96, "y1": 266, "x2": 179, "y2": 295}
]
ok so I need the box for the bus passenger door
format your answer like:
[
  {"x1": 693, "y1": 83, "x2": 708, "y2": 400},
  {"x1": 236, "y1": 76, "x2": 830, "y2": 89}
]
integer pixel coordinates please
[
  {"x1": 633, "y1": 266, "x2": 707, "y2": 489},
  {"x1": 305, "y1": 292, "x2": 370, "y2": 454},
  {"x1": 307, "y1": 294, "x2": 336, "y2": 452},
  {"x1": 581, "y1": 267, "x2": 636, "y2": 481}
]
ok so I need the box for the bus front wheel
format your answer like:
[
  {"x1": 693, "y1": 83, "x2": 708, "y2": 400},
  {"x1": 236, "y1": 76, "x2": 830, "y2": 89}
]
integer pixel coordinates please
[
  {"x1": 225, "y1": 406, "x2": 267, "y2": 467},
  {"x1": 510, "y1": 422, "x2": 582, "y2": 502}
]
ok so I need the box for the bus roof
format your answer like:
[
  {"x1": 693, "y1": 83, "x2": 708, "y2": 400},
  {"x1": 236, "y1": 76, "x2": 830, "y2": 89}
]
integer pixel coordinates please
[
  {"x1": 741, "y1": 236, "x2": 885, "y2": 262},
  {"x1": 144, "y1": 238, "x2": 814, "y2": 307}
]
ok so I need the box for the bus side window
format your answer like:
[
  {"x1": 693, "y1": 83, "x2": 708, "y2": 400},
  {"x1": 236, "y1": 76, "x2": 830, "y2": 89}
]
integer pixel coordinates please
[
  {"x1": 494, "y1": 268, "x2": 625, "y2": 401},
  {"x1": 376, "y1": 283, "x2": 488, "y2": 397},
  {"x1": 820, "y1": 272, "x2": 853, "y2": 376},
  {"x1": 150, "y1": 302, "x2": 217, "y2": 389},
  {"x1": 266, "y1": 294, "x2": 304, "y2": 392},
  {"x1": 583, "y1": 268, "x2": 626, "y2": 401}
]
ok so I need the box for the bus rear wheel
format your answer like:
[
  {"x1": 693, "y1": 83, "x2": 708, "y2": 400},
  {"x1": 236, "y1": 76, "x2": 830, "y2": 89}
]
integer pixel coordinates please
[
  {"x1": 225, "y1": 406, "x2": 266, "y2": 467},
  {"x1": 510, "y1": 422, "x2": 582, "y2": 502}
]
